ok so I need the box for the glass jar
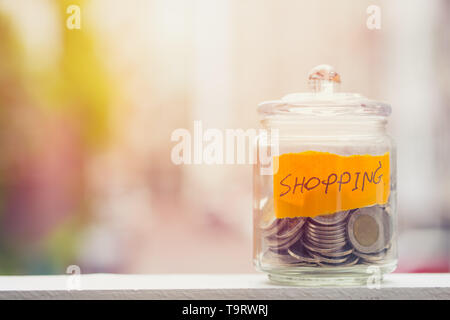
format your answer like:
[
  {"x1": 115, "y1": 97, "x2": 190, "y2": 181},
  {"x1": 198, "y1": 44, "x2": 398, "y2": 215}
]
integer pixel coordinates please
[{"x1": 253, "y1": 65, "x2": 397, "y2": 285}]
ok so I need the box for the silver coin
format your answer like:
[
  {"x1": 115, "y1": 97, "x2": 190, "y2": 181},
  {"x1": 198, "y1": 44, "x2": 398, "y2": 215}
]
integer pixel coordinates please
[
  {"x1": 305, "y1": 237, "x2": 347, "y2": 249},
  {"x1": 347, "y1": 205, "x2": 392, "y2": 254},
  {"x1": 303, "y1": 218, "x2": 350, "y2": 259},
  {"x1": 261, "y1": 218, "x2": 289, "y2": 238},
  {"x1": 306, "y1": 231, "x2": 346, "y2": 239},
  {"x1": 264, "y1": 234, "x2": 290, "y2": 248},
  {"x1": 318, "y1": 247, "x2": 354, "y2": 258},
  {"x1": 309, "y1": 253, "x2": 349, "y2": 264},
  {"x1": 307, "y1": 221, "x2": 347, "y2": 232},
  {"x1": 303, "y1": 239, "x2": 347, "y2": 254},
  {"x1": 307, "y1": 225, "x2": 345, "y2": 234},
  {"x1": 353, "y1": 250, "x2": 387, "y2": 262},
  {"x1": 274, "y1": 218, "x2": 306, "y2": 240},
  {"x1": 265, "y1": 227, "x2": 301, "y2": 248},
  {"x1": 306, "y1": 230, "x2": 347, "y2": 241},
  {"x1": 264, "y1": 218, "x2": 304, "y2": 246},
  {"x1": 307, "y1": 227, "x2": 346, "y2": 237},
  {"x1": 340, "y1": 255, "x2": 360, "y2": 267},
  {"x1": 275, "y1": 229, "x2": 305, "y2": 250},
  {"x1": 287, "y1": 247, "x2": 319, "y2": 264},
  {"x1": 360, "y1": 256, "x2": 391, "y2": 265},
  {"x1": 261, "y1": 249, "x2": 309, "y2": 266},
  {"x1": 318, "y1": 255, "x2": 359, "y2": 267},
  {"x1": 267, "y1": 228, "x2": 304, "y2": 250},
  {"x1": 304, "y1": 243, "x2": 348, "y2": 256},
  {"x1": 306, "y1": 232, "x2": 347, "y2": 244},
  {"x1": 306, "y1": 227, "x2": 347, "y2": 238},
  {"x1": 311, "y1": 210, "x2": 351, "y2": 226}
]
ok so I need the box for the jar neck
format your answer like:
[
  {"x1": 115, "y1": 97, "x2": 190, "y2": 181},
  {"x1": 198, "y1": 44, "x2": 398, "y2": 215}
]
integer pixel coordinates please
[{"x1": 261, "y1": 117, "x2": 388, "y2": 137}]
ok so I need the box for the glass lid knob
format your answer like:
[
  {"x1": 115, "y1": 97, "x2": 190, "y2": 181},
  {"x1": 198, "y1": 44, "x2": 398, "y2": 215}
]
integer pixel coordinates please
[{"x1": 308, "y1": 64, "x2": 341, "y2": 94}]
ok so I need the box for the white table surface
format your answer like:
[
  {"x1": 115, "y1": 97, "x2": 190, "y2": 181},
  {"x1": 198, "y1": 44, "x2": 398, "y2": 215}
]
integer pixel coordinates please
[{"x1": 0, "y1": 273, "x2": 448, "y2": 300}]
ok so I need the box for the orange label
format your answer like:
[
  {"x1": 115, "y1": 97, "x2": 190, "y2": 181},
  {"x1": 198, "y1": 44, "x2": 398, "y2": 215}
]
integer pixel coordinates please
[{"x1": 273, "y1": 151, "x2": 390, "y2": 218}]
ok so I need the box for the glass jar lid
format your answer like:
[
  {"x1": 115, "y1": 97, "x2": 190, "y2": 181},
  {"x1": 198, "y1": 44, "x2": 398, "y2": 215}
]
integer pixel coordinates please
[{"x1": 258, "y1": 65, "x2": 391, "y2": 119}]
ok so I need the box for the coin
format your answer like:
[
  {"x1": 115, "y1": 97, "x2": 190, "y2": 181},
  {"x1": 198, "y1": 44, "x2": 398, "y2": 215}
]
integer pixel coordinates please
[
  {"x1": 261, "y1": 249, "x2": 309, "y2": 266},
  {"x1": 306, "y1": 225, "x2": 347, "y2": 236},
  {"x1": 353, "y1": 250, "x2": 387, "y2": 262},
  {"x1": 274, "y1": 218, "x2": 306, "y2": 240},
  {"x1": 287, "y1": 246, "x2": 319, "y2": 264},
  {"x1": 261, "y1": 204, "x2": 393, "y2": 269},
  {"x1": 318, "y1": 255, "x2": 360, "y2": 267},
  {"x1": 305, "y1": 237, "x2": 347, "y2": 249},
  {"x1": 306, "y1": 228, "x2": 346, "y2": 239},
  {"x1": 311, "y1": 210, "x2": 351, "y2": 226},
  {"x1": 341, "y1": 255, "x2": 360, "y2": 266},
  {"x1": 306, "y1": 230, "x2": 347, "y2": 241},
  {"x1": 307, "y1": 228, "x2": 346, "y2": 237},
  {"x1": 303, "y1": 239, "x2": 347, "y2": 254},
  {"x1": 347, "y1": 206, "x2": 392, "y2": 254},
  {"x1": 261, "y1": 218, "x2": 289, "y2": 238},
  {"x1": 309, "y1": 253, "x2": 349, "y2": 264},
  {"x1": 307, "y1": 221, "x2": 347, "y2": 232},
  {"x1": 267, "y1": 228, "x2": 304, "y2": 250},
  {"x1": 300, "y1": 213, "x2": 354, "y2": 266},
  {"x1": 306, "y1": 232, "x2": 347, "y2": 245},
  {"x1": 319, "y1": 247, "x2": 354, "y2": 258}
]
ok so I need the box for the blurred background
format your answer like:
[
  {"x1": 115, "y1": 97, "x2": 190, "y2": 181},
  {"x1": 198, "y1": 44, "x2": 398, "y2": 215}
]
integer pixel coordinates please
[{"x1": 0, "y1": 0, "x2": 448, "y2": 274}]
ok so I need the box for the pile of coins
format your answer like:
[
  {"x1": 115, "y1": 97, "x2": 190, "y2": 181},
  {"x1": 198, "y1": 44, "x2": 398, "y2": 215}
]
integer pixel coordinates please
[{"x1": 260, "y1": 204, "x2": 393, "y2": 268}]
